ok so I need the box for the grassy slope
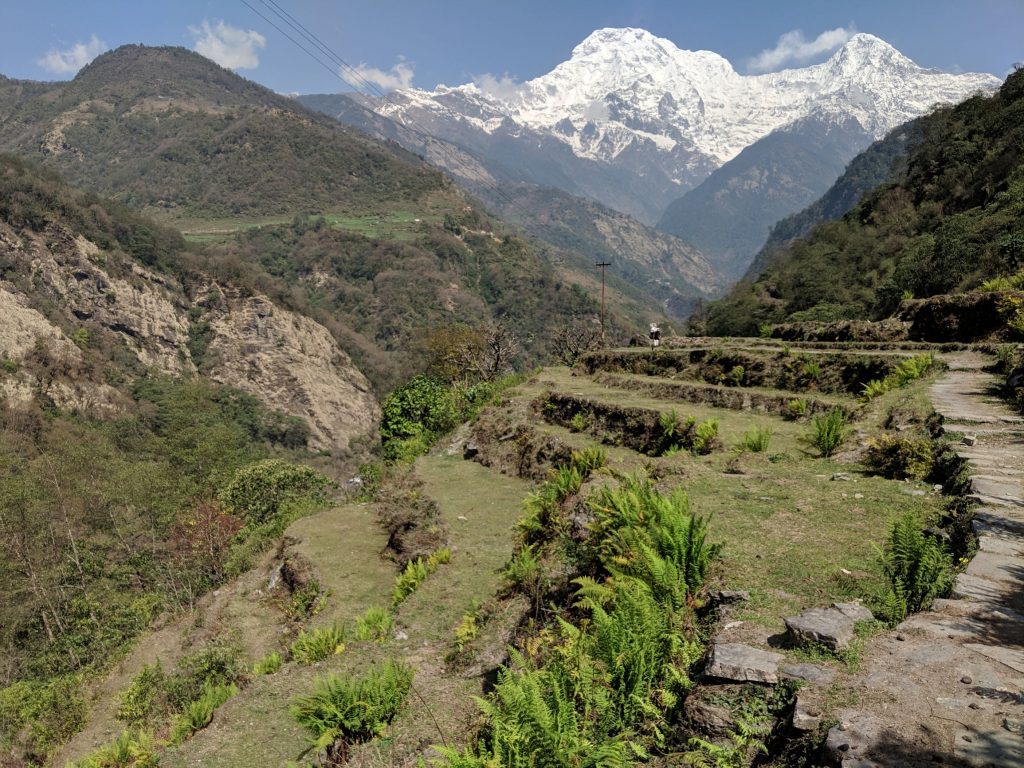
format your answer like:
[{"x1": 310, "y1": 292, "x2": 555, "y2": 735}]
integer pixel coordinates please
[
  {"x1": 512, "y1": 363, "x2": 945, "y2": 630},
  {"x1": 155, "y1": 457, "x2": 530, "y2": 768}
]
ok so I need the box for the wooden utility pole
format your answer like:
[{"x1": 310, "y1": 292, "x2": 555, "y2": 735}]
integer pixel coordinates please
[{"x1": 595, "y1": 261, "x2": 611, "y2": 345}]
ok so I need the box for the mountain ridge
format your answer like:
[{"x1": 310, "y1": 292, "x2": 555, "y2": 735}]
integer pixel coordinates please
[{"x1": 365, "y1": 28, "x2": 998, "y2": 229}]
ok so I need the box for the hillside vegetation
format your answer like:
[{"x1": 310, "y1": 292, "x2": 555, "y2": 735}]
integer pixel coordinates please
[{"x1": 705, "y1": 69, "x2": 1024, "y2": 336}]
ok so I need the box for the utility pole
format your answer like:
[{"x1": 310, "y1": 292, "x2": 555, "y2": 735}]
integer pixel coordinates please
[{"x1": 595, "y1": 261, "x2": 611, "y2": 345}]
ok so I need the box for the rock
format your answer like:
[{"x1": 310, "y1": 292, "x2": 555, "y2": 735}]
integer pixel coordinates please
[
  {"x1": 705, "y1": 643, "x2": 784, "y2": 683},
  {"x1": 824, "y1": 711, "x2": 885, "y2": 765},
  {"x1": 961, "y1": 675, "x2": 973, "y2": 684},
  {"x1": 853, "y1": 493, "x2": 864, "y2": 499},
  {"x1": 463, "y1": 441, "x2": 480, "y2": 459},
  {"x1": 683, "y1": 691, "x2": 736, "y2": 738},
  {"x1": 831, "y1": 472, "x2": 852, "y2": 481},
  {"x1": 792, "y1": 693, "x2": 822, "y2": 732},
  {"x1": 902, "y1": 488, "x2": 927, "y2": 497},
  {"x1": 781, "y1": 663, "x2": 836, "y2": 686},
  {"x1": 786, "y1": 603, "x2": 871, "y2": 652},
  {"x1": 715, "y1": 589, "x2": 750, "y2": 604},
  {"x1": 962, "y1": 435, "x2": 978, "y2": 446}
]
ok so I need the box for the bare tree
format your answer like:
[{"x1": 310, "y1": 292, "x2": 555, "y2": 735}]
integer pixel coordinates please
[{"x1": 549, "y1": 318, "x2": 601, "y2": 366}]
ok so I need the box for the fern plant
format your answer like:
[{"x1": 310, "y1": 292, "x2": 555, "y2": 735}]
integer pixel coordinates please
[
  {"x1": 253, "y1": 651, "x2": 283, "y2": 676},
  {"x1": 72, "y1": 730, "x2": 158, "y2": 768},
  {"x1": 684, "y1": 715, "x2": 769, "y2": 767},
  {"x1": 169, "y1": 682, "x2": 238, "y2": 744},
  {"x1": 806, "y1": 408, "x2": 849, "y2": 457},
  {"x1": 570, "y1": 446, "x2": 607, "y2": 476},
  {"x1": 291, "y1": 623, "x2": 346, "y2": 664},
  {"x1": 291, "y1": 660, "x2": 413, "y2": 763},
  {"x1": 786, "y1": 398, "x2": 807, "y2": 420},
  {"x1": 734, "y1": 426, "x2": 771, "y2": 453},
  {"x1": 877, "y1": 513, "x2": 954, "y2": 624},
  {"x1": 354, "y1": 605, "x2": 394, "y2": 642},
  {"x1": 692, "y1": 419, "x2": 719, "y2": 455}
]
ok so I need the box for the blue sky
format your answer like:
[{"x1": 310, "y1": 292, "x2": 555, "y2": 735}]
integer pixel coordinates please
[{"x1": 1, "y1": 1, "x2": 1020, "y2": 93}]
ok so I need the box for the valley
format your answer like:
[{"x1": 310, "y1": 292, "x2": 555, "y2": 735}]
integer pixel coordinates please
[{"x1": 0, "y1": 8, "x2": 1021, "y2": 768}]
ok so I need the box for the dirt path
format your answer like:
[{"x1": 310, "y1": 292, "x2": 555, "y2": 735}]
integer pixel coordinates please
[{"x1": 825, "y1": 353, "x2": 1024, "y2": 767}]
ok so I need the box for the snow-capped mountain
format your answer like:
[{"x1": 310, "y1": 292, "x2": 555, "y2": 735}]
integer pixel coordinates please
[{"x1": 359, "y1": 29, "x2": 999, "y2": 226}]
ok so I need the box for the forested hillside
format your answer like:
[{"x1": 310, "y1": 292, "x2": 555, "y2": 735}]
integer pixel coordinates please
[{"x1": 705, "y1": 68, "x2": 1024, "y2": 336}]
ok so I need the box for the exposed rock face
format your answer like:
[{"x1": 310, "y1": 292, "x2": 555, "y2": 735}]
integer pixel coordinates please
[
  {"x1": 202, "y1": 290, "x2": 379, "y2": 451},
  {"x1": 0, "y1": 221, "x2": 379, "y2": 450}
]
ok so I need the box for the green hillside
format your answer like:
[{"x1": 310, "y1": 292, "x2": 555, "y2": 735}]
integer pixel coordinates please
[{"x1": 705, "y1": 68, "x2": 1024, "y2": 336}]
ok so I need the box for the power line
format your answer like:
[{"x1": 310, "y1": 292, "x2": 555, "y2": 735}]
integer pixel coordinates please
[{"x1": 239, "y1": 0, "x2": 531, "y2": 218}]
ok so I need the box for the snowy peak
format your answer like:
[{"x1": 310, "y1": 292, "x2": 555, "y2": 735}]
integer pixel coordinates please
[{"x1": 371, "y1": 28, "x2": 1000, "y2": 223}]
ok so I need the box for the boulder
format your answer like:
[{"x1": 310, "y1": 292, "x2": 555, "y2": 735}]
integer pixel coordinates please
[
  {"x1": 792, "y1": 692, "x2": 823, "y2": 732},
  {"x1": 705, "y1": 642, "x2": 784, "y2": 683},
  {"x1": 786, "y1": 602, "x2": 873, "y2": 652}
]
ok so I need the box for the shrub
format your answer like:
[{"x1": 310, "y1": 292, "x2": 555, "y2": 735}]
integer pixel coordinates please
[
  {"x1": 291, "y1": 660, "x2": 413, "y2": 762},
  {"x1": 169, "y1": 682, "x2": 238, "y2": 745},
  {"x1": 865, "y1": 434, "x2": 933, "y2": 480},
  {"x1": 735, "y1": 426, "x2": 772, "y2": 453},
  {"x1": 253, "y1": 652, "x2": 283, "y2": 676},
  {"x1": 728, "y1": 365, "x2": 745, "y2": 386},
  {"x1": 806, "y1": 408, "x2": 849, "y2": 457},
  {"x1": 219, "y1": 459, "x2": 332, "y2": 526},
  {"x1": 568, "y1": 412, "x2": 587, "y2": 433},
  {"x1": 354, "y1": 605, "x2": 394, "y2": 643},
  {"x1": 0, "y1": 675, "x2": 87, "y2": 760},
  {"x1": 117, "y1": 663, "x2": 166, "y2": 726},
  {"x1": 877, "y1": 514, "x2": 954, "y2": 624},
  {"x1": 71, "y1": 729, "x2": 157, "y2": 768},
  {"x1": 166, "y1": 641, "x2": 245, "y2": 709},
  {"x1": 291, "y1": 624, "x2": 347, "y2": 665},
  {"x1": 379, "y1": 375, "x2": 458, "y2": 455}
]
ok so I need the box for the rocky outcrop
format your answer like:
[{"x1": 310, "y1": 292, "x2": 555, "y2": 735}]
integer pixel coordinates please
[
  {"x1": 202, "y1": 290, "x2": 379, "y2": 451},
  {"x1": 0, "y1": 222, "x2": 379, "y2": 450},
  {"x1": 785, "y1": 602, "x2": 874, "y2": 652}
]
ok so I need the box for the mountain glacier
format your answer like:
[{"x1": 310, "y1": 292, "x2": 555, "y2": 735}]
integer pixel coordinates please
[{"x1": 365, "y1": 29, "x2": 1000, "y2": 224}]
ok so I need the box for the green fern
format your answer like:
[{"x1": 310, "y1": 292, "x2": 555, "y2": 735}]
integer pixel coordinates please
[
  {"x1": 169, "y1": 682, "x2": 238, "y2": 744},
  {"x1": 877, "y1": 513, "x2": 954, "y2": 623},
  {"x1": 291, "y1": 660, "x2": 413, "y2": 763},
  {"x1": 291, "y1": 623, "x2": 346, "y2": 664}
]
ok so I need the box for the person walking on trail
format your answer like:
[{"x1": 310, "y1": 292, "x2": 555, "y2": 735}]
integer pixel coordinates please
[{"x1": 649, "y1": 322, "x2": 661, "y2": 347}]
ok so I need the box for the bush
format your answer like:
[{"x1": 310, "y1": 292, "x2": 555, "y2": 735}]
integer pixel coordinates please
[
  {"x1": 877, "y1": 514, "x2": 954, "y2": 624},
  {"x1": 168, "y1": 682, "x2": 238, "y2": 745},
  {"x1": 806, "y1": 408, "x2": 849, "y2": 457},
  {"x1": 379, "y1": 375, "x2": 458, "y2": 452},
  {"x1": 354, "y1": 606, "x2": 394, "y2": 643},
  {"x1": 291, "y1": 624, "x2": 347, "y2": 665},
  {"x1": 865, "y1": 434, "x2": 933, "y2": 480},
  {"x1": 219, "y1": 459, "x2": 333, "y2": 525},
  {"x1": 568, "y1": 412, "x2": 587, "y2": 433},
  {"x1": 291, "y1": 660, "x2": 414, "y2": 761},
  {"x1": 117, "y1": 663, "x2": 166, "y2": 726},
  {"x1": 0, "y1": 675, "x2": 87, "y2": 760}
]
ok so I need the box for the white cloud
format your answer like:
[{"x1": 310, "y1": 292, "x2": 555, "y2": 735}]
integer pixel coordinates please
[
  {"x1": 348, "y1": 57, "x2": 415, "y2": 92},
  {"x1": 36, "y1": 35, "x2": 107, "y2": 75},
  {"x1": 747, "y1": 26, "x2": 856, "y2": 73},
  {"x1": 472, "y1": 73, "x2": 521, "y2": 101},
  {"x1": 190, "y1": 20, "x2": 265, "y2": 70}
]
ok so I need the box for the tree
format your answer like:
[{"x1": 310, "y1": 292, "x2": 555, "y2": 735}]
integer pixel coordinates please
[{"x1": 549, "y1": 318, "x2": 601, "y2": 366}]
